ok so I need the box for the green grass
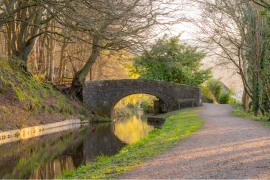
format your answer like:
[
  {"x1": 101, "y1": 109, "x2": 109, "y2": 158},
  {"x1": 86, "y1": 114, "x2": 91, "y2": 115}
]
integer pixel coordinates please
[
  {"x1": 233, "y1": 105, "x2": 270, "y2": 127},
  {"x1": 0, "y1": 59, "x2": 75, "y2": 115},
  {"x1": 61, "y1": 108, "x2": 203, "y2": 179}
]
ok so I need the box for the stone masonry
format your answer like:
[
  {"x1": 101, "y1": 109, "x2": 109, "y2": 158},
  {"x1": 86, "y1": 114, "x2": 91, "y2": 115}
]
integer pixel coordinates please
[{"x1": 83, "y1": 79, "x2": 202, "y2": 118}]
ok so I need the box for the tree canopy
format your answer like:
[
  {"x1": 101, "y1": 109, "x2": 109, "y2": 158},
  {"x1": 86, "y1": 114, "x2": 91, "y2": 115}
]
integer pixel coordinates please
[{"x1": 131, "y1": 35, "x2": 211, "y2": 87}]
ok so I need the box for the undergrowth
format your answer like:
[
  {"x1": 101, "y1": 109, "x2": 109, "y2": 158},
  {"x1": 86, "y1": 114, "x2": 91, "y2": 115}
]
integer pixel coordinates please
[
  {"x1": 233, "y1": 105, "x2": 270, "y2": 127},
  {"x1": 61, "y1": 108, "x2": 203, "y2": 179}
]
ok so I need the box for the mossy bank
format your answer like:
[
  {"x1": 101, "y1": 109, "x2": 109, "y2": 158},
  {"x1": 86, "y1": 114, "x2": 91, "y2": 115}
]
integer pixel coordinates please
[
  {"x1": 62, "y1": 108, "x2": 203, "y2": 179},
  {"x1": 0, "y1": 59, "x2": 89, "y2": 131}
]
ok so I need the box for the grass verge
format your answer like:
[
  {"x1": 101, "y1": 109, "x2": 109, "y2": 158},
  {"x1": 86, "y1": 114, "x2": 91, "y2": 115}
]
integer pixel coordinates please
[
  {"x1": 232, "y1": 105, "x2": 270, "y2": 127},
  {"x1": 0, "y1": 59, "x2": 75, "y2": 114},
  {"x1": 62, "y1": 107, "x2": 203, "y2": 179},
  {"x1": 0, "y1": 58, "x2": 85, "y2": 130}
]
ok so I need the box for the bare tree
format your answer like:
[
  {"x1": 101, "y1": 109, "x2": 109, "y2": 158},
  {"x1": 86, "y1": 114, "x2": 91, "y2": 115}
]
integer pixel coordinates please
[
  {"x1": 56, "y1": 0, "x2": 186, "y2": 98},
  {"x1": 0, "y1": 0, "x2": 76, "y2": 72},
  {"x1": 195, "y1": 0, "x2": 268, "y2": 113},
  {"x1": 91, "y1": 50, "x2": 132, "y2": 81},
  {"x1": 192, "y1": 0, "x2": 258, "y2": 107}
]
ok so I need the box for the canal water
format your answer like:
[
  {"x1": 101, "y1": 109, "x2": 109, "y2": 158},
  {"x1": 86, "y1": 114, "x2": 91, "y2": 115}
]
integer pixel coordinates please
[{"x1": 0, "y1": 110, "x2": 155, "y2": 179}]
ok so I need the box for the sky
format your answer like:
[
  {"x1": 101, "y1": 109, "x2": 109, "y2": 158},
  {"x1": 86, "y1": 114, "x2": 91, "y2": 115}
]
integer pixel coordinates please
[{"x1": 163, "y1": 6, "x2": 244, "y2": 99}]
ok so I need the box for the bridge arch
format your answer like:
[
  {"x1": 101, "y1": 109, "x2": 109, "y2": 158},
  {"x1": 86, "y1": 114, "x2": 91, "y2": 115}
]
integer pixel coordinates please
[
  {"x1": 112, "y1": 93, "x2": 168, "y2": 116},
  {"x1": 83, "y1": 79, "x2": 202, "y2": 118}
]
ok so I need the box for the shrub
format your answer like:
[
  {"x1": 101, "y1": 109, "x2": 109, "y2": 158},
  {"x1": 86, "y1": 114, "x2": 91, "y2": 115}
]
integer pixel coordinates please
[
  {"x1": 140, "y1": 100, "x2": 154, "y2": 113},
  {"x1": 219, "y1": 92, "x2": 232, "y2": 104},
  {"x1": 79, "y1": 108, "x2": 88, "y2": 117},
  {"x1": 202, "y1": 79, "x2": 223, "y2": 104},
  {"x1": 127, "y1": 103, "x2": 135, "y2": 109}
]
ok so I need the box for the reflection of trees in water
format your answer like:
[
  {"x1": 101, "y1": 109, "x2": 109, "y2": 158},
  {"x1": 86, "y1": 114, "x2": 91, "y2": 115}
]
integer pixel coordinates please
[
  {"x1": 0, "y1": 129, "x2": 83, "y2": 179},
  {"x1": 83, "y1": 124, "x2": 126, "y2": 164},
  {"x1": 0, "y1": 117, "x2": 154, "y2": 179},
  {"x1": 30, "y1": 157, "x2": 76, "y2": 179},
  {"x1": 0, "y1": 123, "x2": 127, "y2": 179},
  {"x1": 113, "y1": 112, "x2": 154, "y2": 144}
]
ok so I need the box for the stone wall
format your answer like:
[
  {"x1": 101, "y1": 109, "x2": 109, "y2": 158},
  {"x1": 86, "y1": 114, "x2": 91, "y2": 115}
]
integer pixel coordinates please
[{"x1": 83, "y1": 79, "x2": 202, "y2": 118}]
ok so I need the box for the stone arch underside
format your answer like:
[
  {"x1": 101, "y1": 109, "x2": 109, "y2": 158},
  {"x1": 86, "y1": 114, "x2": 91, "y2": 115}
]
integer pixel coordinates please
[{"x1": 83, "y1": 79, "x2": 202, "y2": 118}]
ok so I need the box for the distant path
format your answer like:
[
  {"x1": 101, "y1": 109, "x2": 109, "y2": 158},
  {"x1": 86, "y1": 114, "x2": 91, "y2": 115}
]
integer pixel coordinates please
[{"x1": 118, "y1": 104, "x2": 270, "y2": 179}]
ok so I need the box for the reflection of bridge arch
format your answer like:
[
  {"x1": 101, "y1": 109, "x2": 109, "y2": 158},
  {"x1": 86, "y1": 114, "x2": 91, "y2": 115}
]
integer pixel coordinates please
[{"x1": 83, "y1": 79, "x2": 202, "y2": 118}]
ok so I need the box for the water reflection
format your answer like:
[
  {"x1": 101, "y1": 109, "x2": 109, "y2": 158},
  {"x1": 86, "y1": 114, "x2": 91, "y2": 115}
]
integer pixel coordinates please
[
  {"x1": 0, "y1": 111, "x2": 155, "y2": 179},
  {"x1": 30, "y1": 157, "x2": 75, "y2": 179},
  {"x1": 0, "y1": 124, "x2": 125, "y2": 179},
  {"x1": 0, "y1": 120, "x2": 85, "y2": 145},
  {"x1": 113, "y1": 110, "x2": 154, "y2": 144}
]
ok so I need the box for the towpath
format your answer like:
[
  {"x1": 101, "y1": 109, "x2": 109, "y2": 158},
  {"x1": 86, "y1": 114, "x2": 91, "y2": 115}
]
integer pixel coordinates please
[{"x1": 118, "y1": 103, "x2": 270, "y2": 179}]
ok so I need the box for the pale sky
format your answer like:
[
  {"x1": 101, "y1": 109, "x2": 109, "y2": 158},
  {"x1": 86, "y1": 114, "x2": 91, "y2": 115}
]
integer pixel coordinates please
[{"x1": 165, "y1": 10, "x2": 244, "y2": 97}]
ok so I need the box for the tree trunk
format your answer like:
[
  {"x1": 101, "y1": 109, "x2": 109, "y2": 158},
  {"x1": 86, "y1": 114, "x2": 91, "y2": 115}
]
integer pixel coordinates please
[
  {"x1": 48, "y1": 34, "x2": 55, "y2": 82},
  {"x1": 69, "y1": 42, "x2": 101, "y2": 99},
  {"x1": 58, "y1": 43, "x2": 67, "y2": 84},
  {"x1": 3, "y1": 1, "x2": 42, "y2": 73},
  {"x1": 242, "y1": 88, "x2": 250, "y2": 110},
  {"x1": 38, "y1": 34, "x2": 46, "y2": 73}
]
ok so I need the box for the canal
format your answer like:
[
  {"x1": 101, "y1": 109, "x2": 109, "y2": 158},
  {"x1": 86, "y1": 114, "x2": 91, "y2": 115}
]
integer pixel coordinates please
[{"x1": 0, "y1": 110, "x2": 156, "y2": 179}]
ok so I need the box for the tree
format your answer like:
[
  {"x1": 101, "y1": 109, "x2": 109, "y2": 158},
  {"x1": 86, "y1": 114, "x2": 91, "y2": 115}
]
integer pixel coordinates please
[
  {"x1": 1, "y1": 0, "x2": 52, "y2": 71},
  {"x1": 250, "y1": 0, "x2": 270, "y2": 115},
  {"x1": 193, "y1": 0, "x2": 270, "y2": 114},
  {"x1": 244, "y1": 4, "x2": 270, "y2": 115},
  {"x1": 0, "y1": 0, "x2": 186, "y2": 98},
  {"x1": 60, "y1": 0, "x2": 185, "y2": 98},
  {"x1": 201, "y1": 79, "x2": 224, "y2": 104},
  {"x1": 130, "y1": 35, "x2": 211, "y2": 87}
]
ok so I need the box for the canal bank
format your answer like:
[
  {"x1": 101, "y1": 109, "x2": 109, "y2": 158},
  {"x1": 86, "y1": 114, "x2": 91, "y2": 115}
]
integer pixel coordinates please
[
  {"x1": 0, "y1": 59, "x2": 98, "y2": 132},
  {"x1": 62, "y1": 107, "x2": 203, "y2": 179},
  {"x1": 0, "y1": 110, "x2": 156, "y2": 179}
]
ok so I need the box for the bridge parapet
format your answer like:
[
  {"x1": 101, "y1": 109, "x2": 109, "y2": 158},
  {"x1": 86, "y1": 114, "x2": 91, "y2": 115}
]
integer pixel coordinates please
[{"x1": 83, "y1": 79, "x2": 202, "y2": 118}]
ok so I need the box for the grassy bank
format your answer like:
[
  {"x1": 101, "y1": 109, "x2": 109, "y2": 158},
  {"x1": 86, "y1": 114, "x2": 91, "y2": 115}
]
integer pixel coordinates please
[
  {"x1": 233, "y1": 105, "x2": 270, "y2": 127},
  {"x1": 62, "y1": 108, "x2": 203, "y2": 179},
  {"x1": 0, "y1": 58, "x2": 87, "y2": 131}
]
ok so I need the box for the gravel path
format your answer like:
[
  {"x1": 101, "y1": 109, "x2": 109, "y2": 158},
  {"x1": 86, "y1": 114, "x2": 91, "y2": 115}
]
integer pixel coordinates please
[{"x1": 118, "y1": 103, "x2": 270, "y2": 179}]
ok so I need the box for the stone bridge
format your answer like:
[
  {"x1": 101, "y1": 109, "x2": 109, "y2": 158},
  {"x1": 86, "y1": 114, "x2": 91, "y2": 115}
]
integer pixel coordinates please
[{"x1": 83, "y1": 79, "x2": 202, "y2": 118}]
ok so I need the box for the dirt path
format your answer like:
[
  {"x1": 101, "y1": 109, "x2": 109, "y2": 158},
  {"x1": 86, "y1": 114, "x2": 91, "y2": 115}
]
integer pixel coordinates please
[{"x1": 118, "y1": 104, "x2": 270, "y2": 179}]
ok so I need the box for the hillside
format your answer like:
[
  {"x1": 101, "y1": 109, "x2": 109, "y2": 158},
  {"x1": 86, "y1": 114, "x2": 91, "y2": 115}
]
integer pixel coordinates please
[{"x1": 0, "y1": 59, "x2": 90, "y2": 131}]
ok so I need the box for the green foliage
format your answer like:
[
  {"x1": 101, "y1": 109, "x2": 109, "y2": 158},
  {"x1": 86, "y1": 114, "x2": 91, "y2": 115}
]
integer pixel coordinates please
[
  {"x1": 202, "y1": 79, "x2": 234, "y2": 104},
  {"x1": 79, "y1": 107, "x2": 89, "y2": 117},
  {"x1": 140, "y1": 100, "x2": 154, "y2": 113},
  {"x1": 202, "y1": 79, "x2": 223, "y2": 104},
  {"x1": 233, "y1": 105, "x2": 270, "y2": 126},
  {"x1": 0, "y1": 58, "x2": 75, "y2": 115},
  {"x1": 244, "y1": 7, "x2": 270, "y2": 115},
  {"x1": 61, "y1": 108, "x2": 203, "y2": 179},
  {"x1": 127, "y1": 103, "x2": 135, "y2": 109},
  {"x1": 130, "y1": 35, "x2": 211, "y2": 87},
  {"x1": 219, "y1": 93, "x2": 232, "y2": 104},
  {"x1": 80, "y1": 115, "x2": 85, "y2": 121},
  {"x1": 115, "y1": 94, "x2": 158, "y2": 109},
  {"x1": 56, "y1": 96, "x2": 74, "y2": 115},
  {"x1": 207, "y1": 79, "x2": 223, "y2": 101},
  {"x1": 33, "y1": 73, "x2": 47, "y2": 82}
]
